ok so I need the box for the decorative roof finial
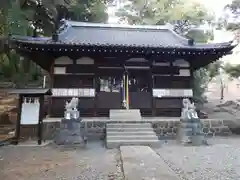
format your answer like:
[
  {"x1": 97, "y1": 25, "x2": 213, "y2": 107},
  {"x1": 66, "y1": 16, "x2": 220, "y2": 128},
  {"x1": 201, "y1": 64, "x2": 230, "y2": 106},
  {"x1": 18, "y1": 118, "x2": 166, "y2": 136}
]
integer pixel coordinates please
[{"x1": 188, "y1": 39, "x2": 194, "y2": 46}]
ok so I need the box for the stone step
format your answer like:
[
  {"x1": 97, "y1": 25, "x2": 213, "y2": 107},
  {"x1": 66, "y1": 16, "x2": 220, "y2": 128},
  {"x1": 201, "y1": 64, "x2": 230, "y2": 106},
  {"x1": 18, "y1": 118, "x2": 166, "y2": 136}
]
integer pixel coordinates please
[
  {"x1": 107, "y1": 135, "x2": 158, "y2": 140},
  {"x1": 107, "y1": 123, "x2": 152, "y2": 128},
  {"x1": 107, "y1": 139, "x2": 160, "y2": 149},
  {"x1": 109, "y1": 109, "x2": 141, "y2": 114},
  {"x1": 107, "y1": 131, "x2": 156, "y2": 136},
  {"x1": 107, "y1": 127, "x2": 153, "y2": 132},
  {"x1": 109, "y1": 109, "x2": 141, "y2": 120}
]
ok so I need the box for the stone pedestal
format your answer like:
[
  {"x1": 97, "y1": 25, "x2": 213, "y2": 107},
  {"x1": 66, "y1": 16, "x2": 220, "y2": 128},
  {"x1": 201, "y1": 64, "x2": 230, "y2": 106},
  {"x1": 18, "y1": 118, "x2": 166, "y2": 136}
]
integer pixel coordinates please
[
  {"x1": 54, "y1": 118, "x2": 85, "y2": 145},
  {"x1": 178, "y1": 99, "x2": 207, "y2": 146},
  {"x1": 178, "y1": 117, "x2": 206, "y2": 146}
]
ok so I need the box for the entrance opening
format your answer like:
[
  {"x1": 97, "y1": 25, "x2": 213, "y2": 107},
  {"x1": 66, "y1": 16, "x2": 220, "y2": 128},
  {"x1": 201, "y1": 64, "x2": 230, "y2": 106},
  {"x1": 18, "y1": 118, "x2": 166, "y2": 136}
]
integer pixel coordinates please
[
  {"x1": 127, "y1": 69, "x2": 152, "y2": 115},
  {"x1": 96, "y1": 76, "x2": 122, "y2": 116}
]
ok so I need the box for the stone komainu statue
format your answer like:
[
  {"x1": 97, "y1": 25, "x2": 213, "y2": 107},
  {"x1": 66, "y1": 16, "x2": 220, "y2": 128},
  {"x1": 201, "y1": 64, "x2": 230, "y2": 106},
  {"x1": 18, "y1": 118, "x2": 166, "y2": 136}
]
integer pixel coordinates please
[
  {"x1": 65, "y1": 97, "x2": 79, "y2": 111},
  {"x1": 181, "y1": 98, "x2": 198, "y2": 120},
  {"x1": 54, "y1": 97, "x2": 86, "y2": 145},
  {"x1": 179, "y1": 98, "x2": 206, "y2": 145},
  {"x1": 64, "y1": 97, "x2": 80, "y2": 119}
]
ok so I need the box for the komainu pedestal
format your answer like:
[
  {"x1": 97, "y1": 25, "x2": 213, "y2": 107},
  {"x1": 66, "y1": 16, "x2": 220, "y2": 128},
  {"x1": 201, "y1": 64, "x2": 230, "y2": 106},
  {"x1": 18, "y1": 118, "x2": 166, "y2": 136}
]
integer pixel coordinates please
[
  {"x1": 178, "y1": 98, "x2": 207, "y2": 146},
  {"x1": 54, "y1": 118, "x2": 85, "y2": 145},
  {"x1": 54, "y1": 98, "x2": 86, "y2": 145}
]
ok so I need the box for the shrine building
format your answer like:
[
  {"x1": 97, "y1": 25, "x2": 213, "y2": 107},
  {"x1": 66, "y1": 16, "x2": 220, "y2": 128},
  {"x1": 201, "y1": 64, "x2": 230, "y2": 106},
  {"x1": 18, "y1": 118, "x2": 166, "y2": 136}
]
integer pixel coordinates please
[{"x1": 10, "y1": 20, "x2": 236, "y2": 118}]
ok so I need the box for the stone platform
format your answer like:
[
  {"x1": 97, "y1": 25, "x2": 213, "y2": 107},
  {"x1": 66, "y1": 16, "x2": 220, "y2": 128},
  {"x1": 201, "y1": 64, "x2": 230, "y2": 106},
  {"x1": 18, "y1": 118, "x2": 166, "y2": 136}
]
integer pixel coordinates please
[
  {"x1": 121, "y1": 146, "x2": 180, "y2": 180},
  {"x1": 42, "y1": 117, "x2": 233, "y2": 141}
]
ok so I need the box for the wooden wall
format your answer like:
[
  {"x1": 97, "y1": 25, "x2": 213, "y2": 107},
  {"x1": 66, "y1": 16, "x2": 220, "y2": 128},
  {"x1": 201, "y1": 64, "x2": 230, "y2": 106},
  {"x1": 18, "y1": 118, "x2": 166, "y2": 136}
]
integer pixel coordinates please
[{"x1": 48, "y1": 56, "x2": 193, "y2": 117}]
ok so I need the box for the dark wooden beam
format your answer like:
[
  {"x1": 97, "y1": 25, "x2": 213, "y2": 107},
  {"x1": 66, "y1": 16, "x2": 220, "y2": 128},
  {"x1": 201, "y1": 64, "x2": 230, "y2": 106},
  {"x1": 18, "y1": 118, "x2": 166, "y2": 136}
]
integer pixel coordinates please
[
  {"x1": 66, "y1": 65, "x2": 96, "y2": 74},
  {"x1": 38, "y1": 96, "x2": 44, "y2": 145},
  {"x1": 14, "y1": 95, "x2": 23, "y2": 145},
  {"x1": 93, "y1": 74, "x2": 98, "y2": 117},
  {"x1": 48, "y1": 61, "x2": 54, "y2": 117},
  {"x1": 170, "y1": 58, "x2": 174, "y2": 88},
  {"x1": 149, "y1": 67, "x2": 155, "y2": 116},
  {"x1": 152, "y1": 66, "x2": 179, "y2": 75}
]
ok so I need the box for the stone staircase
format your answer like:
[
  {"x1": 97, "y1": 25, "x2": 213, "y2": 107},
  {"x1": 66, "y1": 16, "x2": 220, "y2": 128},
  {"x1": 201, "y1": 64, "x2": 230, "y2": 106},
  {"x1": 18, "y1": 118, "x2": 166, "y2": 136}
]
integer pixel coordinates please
[{"x1": 106, "y1": 109, "x2": 159, "y2": 148}]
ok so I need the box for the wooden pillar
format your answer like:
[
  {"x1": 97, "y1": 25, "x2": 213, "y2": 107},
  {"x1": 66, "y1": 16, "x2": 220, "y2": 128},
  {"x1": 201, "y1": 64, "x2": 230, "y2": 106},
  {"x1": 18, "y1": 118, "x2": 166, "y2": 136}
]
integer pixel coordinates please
[
  {"x1": 170, "y1": 59, "x2": 174, "y2": 88},
  {"x1": 38, "y1": 96, "x2": 44, "y2": 145},
  {"x1": 14, "y1": 95, "x2": 23, "y2": 145},
  {"x1": 93, "y1": 74, "x2": 98, "y2": 116},
  {"x1": 125, "y1": 71, "x2": 129, "y2": 109},
  {"x1": 189, "y1": 64, "x2": 194, "y2": 103},
  {"x1": 150, "y1": 71, "x2": 155, "y2": 116},
  {"x1": 48, "y1": 61, "x2": 54, "y2": 117}
]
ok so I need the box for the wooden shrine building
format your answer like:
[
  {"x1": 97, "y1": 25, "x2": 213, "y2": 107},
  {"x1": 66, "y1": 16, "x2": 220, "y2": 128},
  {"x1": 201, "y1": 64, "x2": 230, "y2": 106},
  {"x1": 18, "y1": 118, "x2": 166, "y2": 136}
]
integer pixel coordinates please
[{"x1": 10, "y1": 20, "x2": 236, "y2": 117}]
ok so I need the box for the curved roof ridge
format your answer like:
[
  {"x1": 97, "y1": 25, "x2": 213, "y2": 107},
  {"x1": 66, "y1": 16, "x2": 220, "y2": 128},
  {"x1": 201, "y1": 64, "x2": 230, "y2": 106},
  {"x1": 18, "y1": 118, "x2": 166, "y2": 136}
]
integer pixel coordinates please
[
  {"x1": 196, "y1": 41, "x2": 234, "y2": 46},
  {"x1": 11, "y1": 35, "x2": 51, "y2": 42},
  {"x1": 194, "y1": 40, "x2": 236, "y2": 48},
  {"x1": 66, "y1": 20, "x2": 173, "y2": 30},
  {"x1": 167, "y1": 28, "x2": 192, "y2": 46}
]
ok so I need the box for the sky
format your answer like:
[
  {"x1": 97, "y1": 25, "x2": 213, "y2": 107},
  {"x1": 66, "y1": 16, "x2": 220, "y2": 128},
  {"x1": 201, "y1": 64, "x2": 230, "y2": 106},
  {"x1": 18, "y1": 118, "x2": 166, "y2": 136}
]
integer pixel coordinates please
[{"x1": 195, "y1": 0, "x2": 233, "y2": 18}]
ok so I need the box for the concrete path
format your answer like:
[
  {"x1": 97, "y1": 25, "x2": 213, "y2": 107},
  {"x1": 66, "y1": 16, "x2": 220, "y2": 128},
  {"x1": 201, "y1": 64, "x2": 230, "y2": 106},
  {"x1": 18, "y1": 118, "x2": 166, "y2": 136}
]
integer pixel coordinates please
[{"x1": 120, "y1": 146, "x2": 180, "y2": 180}]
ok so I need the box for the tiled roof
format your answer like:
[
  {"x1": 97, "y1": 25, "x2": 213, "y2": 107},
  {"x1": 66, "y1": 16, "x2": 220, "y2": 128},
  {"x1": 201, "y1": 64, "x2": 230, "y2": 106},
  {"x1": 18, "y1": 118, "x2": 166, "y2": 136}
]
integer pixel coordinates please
[
  {"x1": 59, "y1": 25, "x2": 190, "y2": 48},
  {"x1": 11, "y1": 20, "x2": 235, "y2": 49},
  {"x1": 57, "y1": 21, "x2": 234, "y2": 49}
]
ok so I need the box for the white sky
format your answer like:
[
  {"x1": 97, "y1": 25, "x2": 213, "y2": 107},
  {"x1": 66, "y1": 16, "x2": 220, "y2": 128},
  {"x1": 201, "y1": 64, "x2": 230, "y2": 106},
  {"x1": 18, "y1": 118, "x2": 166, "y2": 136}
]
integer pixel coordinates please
[{"x1": 195, "y1": 0, "x2": 233, "y2": 17}]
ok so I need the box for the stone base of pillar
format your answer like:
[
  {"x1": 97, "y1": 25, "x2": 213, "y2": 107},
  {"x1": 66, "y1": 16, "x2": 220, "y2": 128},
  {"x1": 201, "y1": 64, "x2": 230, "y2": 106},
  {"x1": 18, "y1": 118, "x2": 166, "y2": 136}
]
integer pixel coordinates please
[
  {"x1": 54, "y1": 118, "x2": 86, "y2": 145},
  {"x1": 178, "y1": 118, "x2": 207, "y2": 146}
]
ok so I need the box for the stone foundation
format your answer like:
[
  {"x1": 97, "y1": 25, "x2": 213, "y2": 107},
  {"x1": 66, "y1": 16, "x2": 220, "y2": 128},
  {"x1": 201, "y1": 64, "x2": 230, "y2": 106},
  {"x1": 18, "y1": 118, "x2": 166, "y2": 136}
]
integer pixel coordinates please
[
  {"x1": 201, "y1": 119, "x2": 232, "y2": 136},
  {"x1": 43, "y1": 122, "x2": 60, "y2": 140},
  {"x1": 81, "y1": 121, "x2": 105, "y2": 140},
  {"x1": 42, "y1": 119, "x2": 234, "y2": 141},
  {"x1": 152, "y1": 121, "x2": 179, "y2": 139},
  {"x1": 152, "y1": 119, "x2": 232, "y2": 140},
  {"x1": 43, "y1": 121, "x2": 105, "y2": 141}
]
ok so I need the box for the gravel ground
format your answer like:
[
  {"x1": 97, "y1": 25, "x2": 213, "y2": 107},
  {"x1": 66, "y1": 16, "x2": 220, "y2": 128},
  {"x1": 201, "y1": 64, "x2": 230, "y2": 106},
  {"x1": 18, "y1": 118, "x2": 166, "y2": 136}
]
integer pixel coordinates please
[
  {"x1": 0, "y1": 142, "x2": 124, "y2": 180},
  {"x1": 1, "y1": 137, "x2": 240, "y2": 180},
  {"x1": 155, "y1": 137, "x2": 240, "y2": 180}
]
